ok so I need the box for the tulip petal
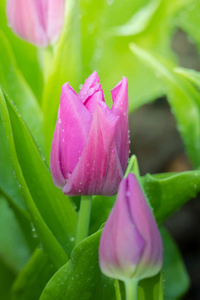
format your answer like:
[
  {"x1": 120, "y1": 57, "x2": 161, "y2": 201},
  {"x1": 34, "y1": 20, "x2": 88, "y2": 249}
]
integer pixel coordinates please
[
  {"x1": 50, "y1": 108, "x2": 66, "y2": 188},
  {"x1": 99, "y1": 176, "x2": 145, "y2": 281},
  {"x1": 79, "y1": 71, "x2": 104, "y2": 106},
  {"x1": 111, "y1": 77, "x2": 129, "y2": 173},
  {"x1": 50, "y1": 83, "x2": 92, "y2": 187},
  {"x1": 127, "y1": 174, "x2": 163, "y2": 279},
  {"x1": 63, "y1": 102, "x2": 123, "y2": 195}
]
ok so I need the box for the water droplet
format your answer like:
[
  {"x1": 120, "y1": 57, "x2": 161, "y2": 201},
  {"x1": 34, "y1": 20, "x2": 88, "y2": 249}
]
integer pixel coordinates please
[
  {"x1": 123, "y1": 112, "x2": 126, "y2": 116},
  {"x1": 62, "y1": 138, "x2": 65, "y2": 142},
  {"x1": 70, "y1": 237, "x2": 75, "y2": 242},
  {"x1": 78, "y1": 189, "x2": 82, "y2": 193},
  {"x1": 58, "y1": 118, "x2": 62, "y2": 124},
  {"x1": 31, "y1": 223, "x2": 38, "y2": 238},
  {"x1": 79, "y1": 84, "x2": 83, "y2": 90}
]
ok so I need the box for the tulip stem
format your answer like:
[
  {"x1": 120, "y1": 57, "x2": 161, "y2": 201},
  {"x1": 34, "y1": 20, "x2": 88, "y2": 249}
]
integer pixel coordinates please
[
  {"x1": 115, "y1": 280, "x2": 122, "y2": 300},
  {"x1": 76, "y1": 195, "x2": 92, "y2": 245},
  {"x1": 125, "y1": 279, "x2": 138, "y2": 300}
]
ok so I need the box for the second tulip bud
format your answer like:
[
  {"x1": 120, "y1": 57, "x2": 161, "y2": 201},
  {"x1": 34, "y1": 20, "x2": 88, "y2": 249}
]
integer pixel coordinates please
[{"x1": 7, "y1": 0, "x2": 65, "y2": 47}]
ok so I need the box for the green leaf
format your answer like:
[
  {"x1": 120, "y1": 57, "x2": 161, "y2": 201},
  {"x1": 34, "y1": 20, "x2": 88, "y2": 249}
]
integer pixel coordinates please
[
  {"x1": 0, "y1": 0, "x2": 43, "y2": 100},
  {"x1": 175, "y1": 67, "x2": 200, "y2": 88},
  {"x1": 40, "y1": 229, "x2": 165, "y2": 300},
  {"x1": 130, "y1": 43, "x2": 200, "y2": 168},
  {"x1": 138, "y1": 272, "x2": 164, "y2": 300},
  {"x1": 4, "y1": 90, "x2": 77, "y2": 256},
  {"x1": 0, "y1": 30, "x2": 44, "y2": 149},
  {"x1": 40, "y1": 230, "x2": 116, "y2": 300},
  {"x1": 161, "y1": 228, "x2": 189, "y2": 300},
  {"x1": 0, "y1": 194, "x2": 30, "y2": 274},
  {"x1": 0, "y1": 260, "x2": 15, "y2": 300},
  {"x1": 0, "y1": 88, "x2": 73, "y2": 268},
  {"x1": 12, "y1": 248, "x2": 56, "y2": 300},
  {"x1": 142, "y1": 170, "x2": 200, "y2": 224},
  {"x1": 42, "y1": 0, "x2": 81, "y2": 158},
  {"x1": 176, "y1": 0, "x2": 200, "y2": 49}
]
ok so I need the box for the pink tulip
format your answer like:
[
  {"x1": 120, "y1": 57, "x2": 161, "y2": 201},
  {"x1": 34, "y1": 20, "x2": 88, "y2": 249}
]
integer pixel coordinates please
[
  {"x1": 99, "y1": 173, "x2": 163, "y2": 281},
  {"x1": 6, "y1": 0, "x2": 65, "y2": 47},
  {"x1": 50, "y1": 71, "x2": 129, "y2": 196}
]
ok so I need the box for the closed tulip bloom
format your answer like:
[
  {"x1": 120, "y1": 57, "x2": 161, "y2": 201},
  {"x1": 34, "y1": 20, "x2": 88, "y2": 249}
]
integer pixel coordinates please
[
  {"x1": 50, "y1": 71, "x2": 129, "y2": 196},
  {"x1": 99, "y1": 173, "x2": 163, "y2": 281},
  {"x1": 7, "y1": 0, "x2": 65, "y2": 47}
]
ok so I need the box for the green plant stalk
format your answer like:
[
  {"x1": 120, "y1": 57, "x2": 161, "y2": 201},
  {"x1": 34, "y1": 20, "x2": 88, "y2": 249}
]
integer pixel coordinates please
[
  {"x1": 76, "y1": 195, "x2": 92, "y2": 244},
  {"x1": 124, "y1": 279, "x2": 138, "y2": 300},
  {"x1": 115, "y1": 279, "x2": 122, "y2": 300}
]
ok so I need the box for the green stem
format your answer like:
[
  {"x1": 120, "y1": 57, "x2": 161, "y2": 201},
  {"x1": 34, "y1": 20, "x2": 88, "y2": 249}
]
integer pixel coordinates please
[
  {"x1": 75, "y1": 195, "x2": 92, "y2": 245},
  {"x1": 39, "y1": 46, "x2": 54, "y2": 83},
  {"x1": 115, "y1": 280, "x2": 122, "y2": 300},
  {"x1": 125, "y1": 279, "x2": 138, "y2": 300}
]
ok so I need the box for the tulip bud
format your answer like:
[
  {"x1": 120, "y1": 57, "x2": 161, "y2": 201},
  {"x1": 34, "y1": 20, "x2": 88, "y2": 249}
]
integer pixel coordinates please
[
  {"x1": 99, "y1": 173, "x2": 163, "y2": 281},
  {"x1": 6, "y1": 0, "x2": 65, "y2": 47},
  {"x1": 50, "y1": 71, "x2": 129, "y2": 196}
]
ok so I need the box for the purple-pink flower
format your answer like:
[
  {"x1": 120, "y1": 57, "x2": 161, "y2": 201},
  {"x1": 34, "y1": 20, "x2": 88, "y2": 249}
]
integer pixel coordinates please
[
  {"x1": 99, "y1": 173, "x2": 163, "y2": 281},
  {"x1": 6, "y1": 0, "x2": 65, "y2": 47},
  {"x1": 50, "y1": 71, "x2": 129, "y2": 196}
]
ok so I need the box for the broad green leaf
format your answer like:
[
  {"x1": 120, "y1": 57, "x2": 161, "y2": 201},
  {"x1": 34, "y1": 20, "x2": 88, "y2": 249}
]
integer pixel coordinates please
[
  {"x1": 0, "y1": 260, "x2": 15, "y2": 300},
  {"x1": 142, "y1": 171, "x2": 200, "y2": 225},
  {"x1": 40, "y1": 230, "x2": 116, "y2": 300},
  {"x1": 130, "y1": 43, "x2": 200, "y2": 168},
  {"x1": 3, "y1": 90, "x2": 77, "y2": 256},
  {"x1": 0, "y1": 0, "x2": 43, "y2": 100},
  {"x1": 175, "y1": 67, "x2": 200, "y2": 88},
  {"x1": 12, "y1": 248, "x2": 56, "y2": 300},
  {"x1": 0, "y1": 30, "x2": 44, "y2": 149},
  {"x1": 90, "y1": 169, "x2": 200, "y2": 236},
  {"x1": 40, "y1": 229, "x2": 164, "y2": 300},
  {"x1": 161, "y1": 228, "x2": 189, "y2": 300},
  {"x1": 0, "y1": 88, "x2": 72, "y2": 268},
  {"x1": 0, "y1": 86, "x2": 28, "y2": 216},
  {"x1": 42, "y1": 0, "x2": 81, "y2": 158},
  {"x1": 0, "y1": 194, "x2": 30, "y2": 274}
]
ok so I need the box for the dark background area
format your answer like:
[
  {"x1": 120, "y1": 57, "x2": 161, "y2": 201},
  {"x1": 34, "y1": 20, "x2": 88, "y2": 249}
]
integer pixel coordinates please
[{"x1": 129, "y1": 29, "x2": 200, "y2": 300}]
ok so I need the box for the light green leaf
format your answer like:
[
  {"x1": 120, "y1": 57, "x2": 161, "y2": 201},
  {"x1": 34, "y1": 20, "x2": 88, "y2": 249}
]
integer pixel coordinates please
[
  {"x1": 130, "y1": 43, "x2": 200, "y2": 168},
  {"x1": 161, "y1": 228, "x2": 189, "y2": 300},
  {"x1": 0, "y1": 30, "x2": 44, "y2": 149},
  {"x1": 175, "y1": 67, "x2": 200, "y2": 88},
  {"x1": 12, "y1": 248, "x2": 56, "y2": 300},
  {"x1": 176, "y1": 0, "x2": 200, "y2": 49}
]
